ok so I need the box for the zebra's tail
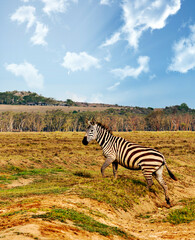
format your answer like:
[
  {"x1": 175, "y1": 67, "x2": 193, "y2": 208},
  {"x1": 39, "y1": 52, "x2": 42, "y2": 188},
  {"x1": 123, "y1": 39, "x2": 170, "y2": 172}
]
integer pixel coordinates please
[{"x1": 165, "y1": 163, "x2": 177, "y2": 181}]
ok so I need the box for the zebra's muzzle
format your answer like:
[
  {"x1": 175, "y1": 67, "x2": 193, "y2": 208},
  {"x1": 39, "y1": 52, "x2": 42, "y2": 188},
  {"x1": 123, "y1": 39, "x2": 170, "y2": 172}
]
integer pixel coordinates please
[{"x1": 82, "y1": 136, "x2": 88, "y2": 145}]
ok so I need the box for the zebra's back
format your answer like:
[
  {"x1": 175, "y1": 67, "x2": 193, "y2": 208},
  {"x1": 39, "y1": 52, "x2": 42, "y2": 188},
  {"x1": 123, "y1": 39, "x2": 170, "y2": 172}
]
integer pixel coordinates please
[{"x1": 115, "y1": 137, "x2": 164, "y2": 172}]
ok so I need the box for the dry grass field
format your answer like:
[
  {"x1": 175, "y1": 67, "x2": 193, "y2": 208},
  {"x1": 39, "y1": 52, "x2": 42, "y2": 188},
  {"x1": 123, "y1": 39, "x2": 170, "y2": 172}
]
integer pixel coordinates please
[
  {"x1": 0, "y1": 104, "x2": 118, "y2": 113},
  {"x1": 0, "y1": 131, "x2": 194, "y2": 239}
]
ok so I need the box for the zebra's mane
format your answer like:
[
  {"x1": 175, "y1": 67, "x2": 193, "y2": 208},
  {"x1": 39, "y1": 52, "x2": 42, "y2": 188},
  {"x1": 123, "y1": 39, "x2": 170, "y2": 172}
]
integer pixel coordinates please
[{"x1": 97, "y1": 122, "x2": 112, "y2": 134}]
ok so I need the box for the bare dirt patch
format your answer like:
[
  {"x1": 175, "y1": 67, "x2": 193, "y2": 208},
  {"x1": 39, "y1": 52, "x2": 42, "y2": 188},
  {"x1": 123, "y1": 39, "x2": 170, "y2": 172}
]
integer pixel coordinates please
[
  {"x1": 0, "y1": 194, "x2": 194, "y2": 240},
  {"x1": 6, "y1": 178, "x2": 34, "y2": 188}
]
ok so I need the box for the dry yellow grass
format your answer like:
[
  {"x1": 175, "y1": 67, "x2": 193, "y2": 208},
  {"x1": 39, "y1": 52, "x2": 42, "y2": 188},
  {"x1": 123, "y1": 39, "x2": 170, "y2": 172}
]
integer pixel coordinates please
[
  {"x1": 0, "y1": 131, "x2": 194, "y2": 239},
  {"x1": 0, "y1": 104, "x2": 119, "y2": 113}
]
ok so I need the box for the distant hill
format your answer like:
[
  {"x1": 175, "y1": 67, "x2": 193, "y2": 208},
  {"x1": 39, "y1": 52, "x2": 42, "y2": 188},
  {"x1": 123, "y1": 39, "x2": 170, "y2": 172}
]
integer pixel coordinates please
[
  {"x1": 0, "y1": 91, "x2": 194, "y2": 115},
  {"x1": 0, "y1": 91, "x2": 58, "y2": 106},
  {"x1": 0, "y1": 91, "x2": 83, "y2": 106},
  {"x1": 0, "y1": 91, "x2": 120, "y2": 108}
]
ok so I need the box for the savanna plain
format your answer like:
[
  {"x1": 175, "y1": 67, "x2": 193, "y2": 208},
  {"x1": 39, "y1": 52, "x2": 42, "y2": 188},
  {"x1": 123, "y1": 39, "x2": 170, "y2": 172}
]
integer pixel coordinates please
[{"x1": 0, "y1": 131, "x2": 194, "y2": 240}]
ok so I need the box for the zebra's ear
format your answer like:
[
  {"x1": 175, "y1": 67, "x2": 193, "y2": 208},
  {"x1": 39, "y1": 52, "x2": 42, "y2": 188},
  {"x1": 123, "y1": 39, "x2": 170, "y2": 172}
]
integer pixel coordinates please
[
  {"x1": 91, "y1": 118, "x2": 96, "y2": 125},
  {"x1": 86, "y1": 119, "x2": 96, "y2": 125},
  {"x1": 86, "y1": 119, "x2": 91, "y2": 125}
]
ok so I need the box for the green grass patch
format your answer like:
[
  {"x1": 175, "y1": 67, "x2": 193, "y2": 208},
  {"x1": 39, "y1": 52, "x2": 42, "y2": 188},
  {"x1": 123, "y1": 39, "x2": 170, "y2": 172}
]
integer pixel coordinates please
[
  {"x1": 77, "y1": 176, "x2": 147, "y2": 210},
  {"x1": 13, "y1": 168, "x2": 66, "y2": 177},
  {"x1": 0, "y1": 174, "x2": 18, "y2": 184},
  {"x1": 33, "y1": 208, "x2": 131, "y2": 238},
  {"x1": 165, "y1": 199, "x2": 195, "y2": 224},
  {"x1": 137, "y1": 213, "x2": 151, "y2": 219},
  {"x1": 0, "y1": 200, "x2": 10, "y2": 207},
  {"x1": 6, "y1": 165, "x2": 23, "y2": 173},
  {"x1": 0, "y1": 181, "x2": 69, "y2": 199},
  {"x1": 0, "y1": 167, "x2": 68, "y2": 185},
  {"x1": 1, "y1": 210, "x2": 26, "y2": 217},
  {"x1": 73, "y1": 170, "x2": 93, "y2": 178}
]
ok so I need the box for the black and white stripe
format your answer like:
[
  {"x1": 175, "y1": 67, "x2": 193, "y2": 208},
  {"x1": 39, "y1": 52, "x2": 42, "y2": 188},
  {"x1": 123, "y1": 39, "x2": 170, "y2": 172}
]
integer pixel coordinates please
[{"x1": 82, "y1": 122, "x2": 177, "y2": 204}]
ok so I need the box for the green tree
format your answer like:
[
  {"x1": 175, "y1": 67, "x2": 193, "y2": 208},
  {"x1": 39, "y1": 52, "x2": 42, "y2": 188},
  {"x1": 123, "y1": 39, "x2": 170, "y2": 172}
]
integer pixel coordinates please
[
  {"x1": 179, "y1": 103, "x2": 189, "y2": 112},
  {"x1": 66, "y1": 99, "x2": 75, "y2": 106}
]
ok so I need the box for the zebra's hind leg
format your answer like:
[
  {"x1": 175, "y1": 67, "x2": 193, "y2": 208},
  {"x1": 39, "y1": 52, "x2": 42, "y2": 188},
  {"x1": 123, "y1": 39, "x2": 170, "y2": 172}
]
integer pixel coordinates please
[
  {"x1": 143, "y1": 173, "x2": 154, "y2": 189},
  {"x1": 112, "y1": 161, "x2": 118, "y2": 179},
  {"x1": 140, "y1": 167, "x2": 154, "y2": 188},
  {"x1": 153, "y1": 165, "x2": 170, "y2": 205}
]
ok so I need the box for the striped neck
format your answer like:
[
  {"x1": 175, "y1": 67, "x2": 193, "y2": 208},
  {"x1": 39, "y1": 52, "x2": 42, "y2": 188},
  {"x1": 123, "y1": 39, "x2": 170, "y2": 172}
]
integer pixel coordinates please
[{"x1": 96, "y1": 125, "x2": 113, "y2": 148}]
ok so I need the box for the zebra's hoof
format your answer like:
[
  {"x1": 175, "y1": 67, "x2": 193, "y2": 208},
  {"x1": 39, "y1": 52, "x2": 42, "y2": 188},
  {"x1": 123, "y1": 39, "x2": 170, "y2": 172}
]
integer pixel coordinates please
[{"x1": 166, "y1": 198, "x2": 171, "y2": 205}]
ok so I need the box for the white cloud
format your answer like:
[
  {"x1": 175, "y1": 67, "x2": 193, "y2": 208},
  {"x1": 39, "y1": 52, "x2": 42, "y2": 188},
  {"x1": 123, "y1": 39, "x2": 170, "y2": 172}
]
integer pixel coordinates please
[
  {"x1": 11, "y1": 5, "x2": 36, "y2": 29},
  {"x1": 168, "y1": 24, "x2": 195, "y2": 73},
  {"x1": 62, "y1": 52, "x2": 100, "y2": 72},
  {"x1": 122, "y1": 0, "x2": 181, "y2": 49},
  {"x1": 100, "y1": 0, "x2": 112, "y2": 6},
  {"x1": 89, "y1": 93, "x2": 103, "y2": 103},
  {"x1": 42, "y1": 0, "x2": 77, "y2": 15},
  {"x1": 11, "y1": 6, "x2": 49, "y2": 46},
  {"x1": 100, "y1": 32, "x2": 121, "y2": 48},
  {"x1": 65, "y1": 91, "x2": 87, "y2": 102},
  {"x1": 42, "y1": 0, "x2": 67, "y2": 15},
  {"x1": 21, "y1": 0, "x2": 29, "y2": 2},
  {"x1": 149, "y1": 74, "x2": 156, "y2": 80},
  {"x1": 111, "y1": 56, "x2": 150, "y2": 79},
  {"x1": 104, "y1": 51, "x2": 111, "y2": 62},
  {"x1": 101, "y1": 0, "x2": 181, "y2": 49},
  {"x1": 65, "y1": 92, "x2": 103, "y2": 103},
  {"x1": 107, "y1": 82, "x2": 120, "y2": 91},
  {"x1": 5, "y1": 62, "x2": 44, "y2": 89},
  {"x1": 30, "y1": 22, "x2": 49, "y2": 46}
]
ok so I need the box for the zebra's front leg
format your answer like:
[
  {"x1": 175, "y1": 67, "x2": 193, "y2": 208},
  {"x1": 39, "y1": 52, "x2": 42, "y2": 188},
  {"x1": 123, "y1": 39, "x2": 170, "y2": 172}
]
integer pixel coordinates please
[
  {"x1": 101, "y1": 157, "x2": 115, "y2": 178},
  {"x1": 112, "y1": 161, "x2": 118, "y2": 179}
]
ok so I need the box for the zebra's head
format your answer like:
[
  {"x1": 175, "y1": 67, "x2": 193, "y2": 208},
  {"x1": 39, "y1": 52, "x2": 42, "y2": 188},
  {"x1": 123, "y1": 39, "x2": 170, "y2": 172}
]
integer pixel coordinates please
[{"x1": 82, "y1": 121, "x2": 98, "y2": 145}]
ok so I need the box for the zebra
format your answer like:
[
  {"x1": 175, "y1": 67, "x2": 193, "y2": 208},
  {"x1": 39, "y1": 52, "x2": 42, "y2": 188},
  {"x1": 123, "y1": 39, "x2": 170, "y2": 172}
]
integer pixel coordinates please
[{"x1": 82, "y1": 121, "x2": 177, "y2": 205}]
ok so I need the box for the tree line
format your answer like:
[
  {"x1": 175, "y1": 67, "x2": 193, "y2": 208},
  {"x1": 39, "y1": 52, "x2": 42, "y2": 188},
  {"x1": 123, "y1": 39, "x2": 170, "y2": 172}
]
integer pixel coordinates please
[{"x1": 0, "y1": 107, "x2": 194, "y2": 132}]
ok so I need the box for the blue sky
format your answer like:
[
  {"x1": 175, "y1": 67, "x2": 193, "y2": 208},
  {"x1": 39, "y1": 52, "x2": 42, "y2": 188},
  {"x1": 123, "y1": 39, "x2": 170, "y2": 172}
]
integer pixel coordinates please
[{"x1": 1, "y1": 0, "x2": 195, "y2": 108}]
